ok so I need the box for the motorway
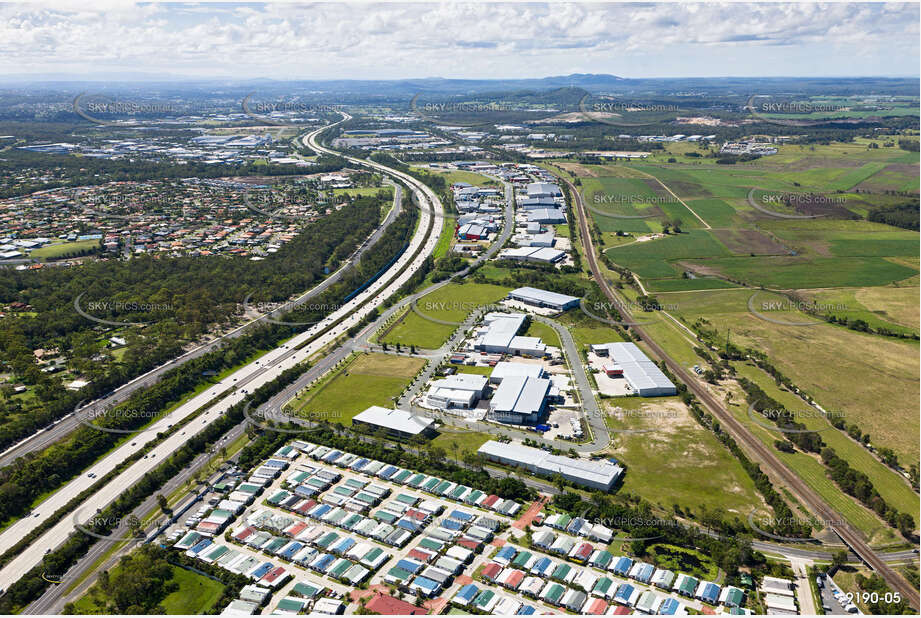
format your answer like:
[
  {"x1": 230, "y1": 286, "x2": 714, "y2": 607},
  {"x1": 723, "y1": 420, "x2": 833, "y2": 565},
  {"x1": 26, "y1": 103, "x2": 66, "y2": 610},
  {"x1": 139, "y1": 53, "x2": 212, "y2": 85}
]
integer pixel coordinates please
[
  {"x1": 566, "y1": 177, "x2": 920, "y2": 609},
  {"x1": 24, "y1": 423, "x2": 247, "y2": 615},
  {"x1": 254, "y1": 172, "x2": 517, "y2": 427},
  {"x1": 0, "y1": 113, "x2": 446, "y2": 593},
  {"x1": 0, "y1": 178, "x2": 404, "y2": 468}
]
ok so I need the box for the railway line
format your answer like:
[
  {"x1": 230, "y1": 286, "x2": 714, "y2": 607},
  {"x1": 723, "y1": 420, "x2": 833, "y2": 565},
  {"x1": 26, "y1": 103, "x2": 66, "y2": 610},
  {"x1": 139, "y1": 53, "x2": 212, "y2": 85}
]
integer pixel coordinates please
[
  {"x1": 0, "y1": 113, "x2": 445, "y2": 595},
  {"x1": 567, "y1": 178, "x2": 920, "y2": 610}
]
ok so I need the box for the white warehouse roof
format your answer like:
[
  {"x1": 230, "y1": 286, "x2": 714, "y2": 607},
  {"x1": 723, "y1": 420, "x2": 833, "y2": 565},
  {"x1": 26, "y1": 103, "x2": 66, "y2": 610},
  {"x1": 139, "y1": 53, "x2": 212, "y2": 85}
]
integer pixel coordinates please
[
  {"x1": 490, "y1": 375, "x2": 551, "y2": 416},
  {"x1": 509, "y1": 287, "x2": 580, "y2": 309},
  {"x1": 490, "y1": 361, "x2": 546, "y2": 382},
  {"x1": 478, "y1": 440, "x2": 624, "y2": 491},
  {"x1": 353, "y1": 406, "x2": 434, "y2": 435},
  {"x1": 526, "y1": 182, "x2": 563, "y2": 198},
  {"x1": 591, "y1": 342, "x2": 676, "y2": 396}
]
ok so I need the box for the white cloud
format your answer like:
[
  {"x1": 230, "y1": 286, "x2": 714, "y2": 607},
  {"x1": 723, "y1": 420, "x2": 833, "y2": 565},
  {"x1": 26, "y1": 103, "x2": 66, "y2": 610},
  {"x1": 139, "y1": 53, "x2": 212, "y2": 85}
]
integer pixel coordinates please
[{"x1": 0, "y1": 2, "x2": 916, "y2": 78}]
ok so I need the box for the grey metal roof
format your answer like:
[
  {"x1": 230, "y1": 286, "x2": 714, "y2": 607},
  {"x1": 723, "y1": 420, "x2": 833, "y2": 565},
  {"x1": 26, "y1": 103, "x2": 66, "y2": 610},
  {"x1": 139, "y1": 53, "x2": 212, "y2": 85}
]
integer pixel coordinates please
[
  {"x1": 353, "y1": 406, "x2": 434, "y2": 435},
  {"x1": 509, "y1": 287, "x2": 580, "y2": 307},
  {"x1": 490, "y1": 376, "x2": 551, "y2": 415},
  {"x1": 478, "y1": 440, "x2": 624, "y2": 488},
  {"x1": 490, "y1": 361, "x2": 545, "y2": 382},
  {"x1": 591, "y1": 342, "x2": 676, "y2": 394}
]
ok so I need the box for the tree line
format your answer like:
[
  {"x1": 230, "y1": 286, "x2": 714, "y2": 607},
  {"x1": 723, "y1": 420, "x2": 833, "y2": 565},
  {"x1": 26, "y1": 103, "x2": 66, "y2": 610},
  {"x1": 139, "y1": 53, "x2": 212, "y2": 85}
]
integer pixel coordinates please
[{"x1": 0, "y1": 195, "x2": 383, "y2": 451}]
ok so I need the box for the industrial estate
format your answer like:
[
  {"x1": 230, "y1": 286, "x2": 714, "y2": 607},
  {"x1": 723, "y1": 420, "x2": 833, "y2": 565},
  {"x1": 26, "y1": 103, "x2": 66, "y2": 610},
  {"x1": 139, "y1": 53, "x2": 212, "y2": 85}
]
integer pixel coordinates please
[{"x1": 0, "y1": 2, "x2": 918, "y2": 617}]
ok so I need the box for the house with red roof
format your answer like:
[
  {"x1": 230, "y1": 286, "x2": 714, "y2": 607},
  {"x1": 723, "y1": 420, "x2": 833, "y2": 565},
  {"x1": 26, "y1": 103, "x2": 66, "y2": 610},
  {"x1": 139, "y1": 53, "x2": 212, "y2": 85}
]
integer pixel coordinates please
[
  {"x1": 481, "y1": 562, "x2": 502, "y2": 582},
  {"x1": 482, "y1": 495, "x2": 500, "y2": 509},
  {"x1": 583, "y1": 597, "x2": 608, "y2": 615},
  {"x1": 233, "y1": 526, "x2": 256, "y2": 542}
]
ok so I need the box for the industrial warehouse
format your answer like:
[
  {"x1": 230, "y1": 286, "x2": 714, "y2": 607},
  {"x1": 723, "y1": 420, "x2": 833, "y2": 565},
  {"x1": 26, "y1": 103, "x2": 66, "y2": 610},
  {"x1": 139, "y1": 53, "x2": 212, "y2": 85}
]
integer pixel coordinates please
[
  {"x1": 477, "y1": 441, "x2": 624, "y2": 491},
  {"x1": 352, "y1": 406, "x2": 437, "y2": 439},
  {"x1": 590, "y1": 342, "x2": 677, "y2": 397},
  {"x1": 473, "y1": 312, "x2": 548, "y2": 357},
  {"x1": 507, "y1": 287, "x2": 581, "y2": 312}
]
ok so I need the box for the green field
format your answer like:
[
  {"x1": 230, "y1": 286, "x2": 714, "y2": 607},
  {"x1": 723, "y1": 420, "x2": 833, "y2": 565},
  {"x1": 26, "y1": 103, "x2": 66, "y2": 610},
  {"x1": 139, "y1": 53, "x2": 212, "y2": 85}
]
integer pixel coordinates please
[
  {"x1": 687, "y1": 255, "x2": 916, "y2": 289},
  {"x1": 606, "y1": 229, "x2": 731, "y2": 280},
  {"x1": 290, "y1": 353, "x2": 426, "y2": 424},
  {"x1": 71, "y1": 564, "x2": 224, "y2": 615},
  {"x1": 160, "y1": 567, "x2": 226, "y2": 614},
  {"x1": 409, "y1": 165, "x2": 499, "y2": 187},
  {"x1": 556, "y1": 309, "x2": 627, "y2": 350},
  {"x1": 662, "y1": 287, "x2": 920, "y2": 467},
  {"x1": 30, "y1": 239, "x2": 100, "y2": 259},
  {"x1": 430, "y1": 430, "x2": 493, "y2": 459},
  {"x1": 381, "y1": 282, "x2": 509, "y2": 349},
  {"x1": 524, "y1": 320, "x2": 562, "y2": 348},
  {"x1": 603, "y1": 397, "x2": 767, "y2": 518},
  {"x1": 331, "y1": 186, "x2": 394, "y2": 198},
  {"x1": 567, "y1": 140, "x2": 919, "y2": 544}
]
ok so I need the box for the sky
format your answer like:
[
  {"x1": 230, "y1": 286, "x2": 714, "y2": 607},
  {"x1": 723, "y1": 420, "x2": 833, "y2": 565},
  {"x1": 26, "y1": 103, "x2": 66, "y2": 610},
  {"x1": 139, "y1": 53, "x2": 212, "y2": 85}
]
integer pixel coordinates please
[{"x1": 1, "y1": 1, "x2": 918, "y2": 80}]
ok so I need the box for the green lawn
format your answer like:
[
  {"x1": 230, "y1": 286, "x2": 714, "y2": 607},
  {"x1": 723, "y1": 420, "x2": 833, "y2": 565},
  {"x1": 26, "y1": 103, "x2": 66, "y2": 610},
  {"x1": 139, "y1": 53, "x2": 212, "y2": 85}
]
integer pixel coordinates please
[
  {"x1": 71, "y1": 565, "x2": 224, "y2": 615},
  {"x1": 290, "y1": 353, "x2": 426, "y2": 424},
  {"x1": 30, "y1": 239, "x2": 100, "y2": 259},
  {"x1": 430, "y1": 431, "x2": 493, "y2": 459},
  {"x1": 161, "y1": 567, "x2": 225, "y2": 614},
  {"x1": 525, "y1": 320, "x2": 562, "y2": 348},
  {"x1": 381, "y1": 282, "x2": 509, "y2": 349}
]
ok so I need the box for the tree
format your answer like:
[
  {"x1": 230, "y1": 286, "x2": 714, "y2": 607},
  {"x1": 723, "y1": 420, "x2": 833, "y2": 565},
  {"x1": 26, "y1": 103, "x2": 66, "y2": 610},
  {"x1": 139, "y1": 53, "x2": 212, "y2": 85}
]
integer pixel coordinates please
[
  {"x1": 156, "y1": 494, "x2": 169, "y2": 515},
  {"x1": 831, "y1": 549, "x2": 848, "y2": 571}
]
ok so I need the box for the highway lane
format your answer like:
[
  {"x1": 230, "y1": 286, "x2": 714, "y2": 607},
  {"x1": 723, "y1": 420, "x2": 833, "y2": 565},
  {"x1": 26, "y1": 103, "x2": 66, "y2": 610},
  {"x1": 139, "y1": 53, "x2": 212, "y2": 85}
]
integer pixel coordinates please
[
  {"x1": 254, "y1": 173, "x2": 517, "y2": 433},
  {"x1": 24, "y1": 424, "x2": 247, "y2": 615},
  {"x1": 566, "y1": 176, "x2": 920, "y2": 609},
  {"x1": 0, "y1": 177, "x2": 403, "y2": 469},
  {"x1": 0, "y1": 114, "x2": 445, "y2": 592}
]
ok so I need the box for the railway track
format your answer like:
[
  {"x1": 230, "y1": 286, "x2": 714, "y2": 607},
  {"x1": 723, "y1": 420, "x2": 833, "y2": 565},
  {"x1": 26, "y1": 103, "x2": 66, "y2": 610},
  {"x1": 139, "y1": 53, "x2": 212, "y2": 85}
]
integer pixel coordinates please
[{"x1": 566, "y1": 178, "x2": 920, "y2": 610}]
